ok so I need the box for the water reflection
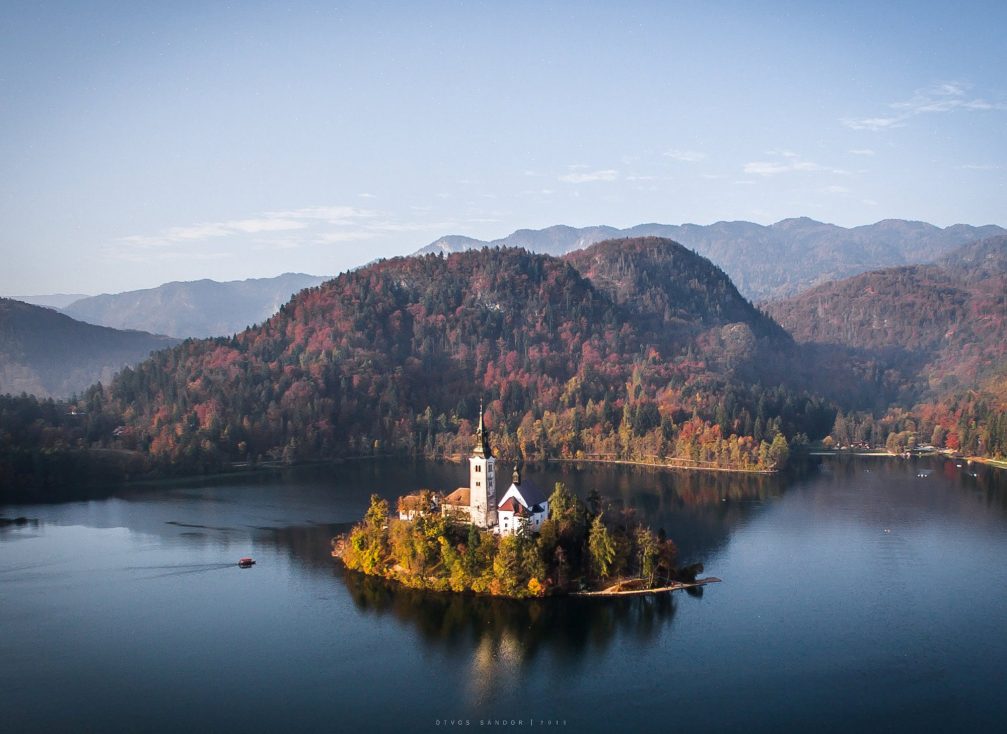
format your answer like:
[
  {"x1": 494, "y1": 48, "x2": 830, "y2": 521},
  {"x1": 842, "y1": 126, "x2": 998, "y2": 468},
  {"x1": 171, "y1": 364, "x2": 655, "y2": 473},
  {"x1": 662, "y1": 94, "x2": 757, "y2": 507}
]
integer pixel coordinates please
[
  {"x1": 535, "y1": 463, "x2": 787, "y2": 560},
  {"x1": 250, "y1": 522, "x2": 353, "y2": 569},
  {"x1": 340, "y1": 567, "x2": 678, "y2": 683},
  {"x1": 809, "y1": 455, "x2": 1007, "y2": 524},
  {"x1": 2, "y1": 457, "x2": 1007, "y2": 732}
]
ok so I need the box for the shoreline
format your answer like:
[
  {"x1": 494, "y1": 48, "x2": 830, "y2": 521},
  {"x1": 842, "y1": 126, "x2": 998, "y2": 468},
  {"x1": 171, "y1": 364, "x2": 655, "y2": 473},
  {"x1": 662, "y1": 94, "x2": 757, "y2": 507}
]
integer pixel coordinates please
[
  {"x1": 549, "y1": 457, "x2": 776, "y2": 474},
  {"x1": 437, "y1": 453, "x2": 778, "y2": 475},
  {"x1": 332, "y1": 551, "x2": 719, "y2": 600},
  {"x1": 810, "y1": 448, "x2": 1007, "y2": 470},
  {"x1": 14, "y1": 444, "x2": 1002, "y2": 495},
  {"x1": 571, "y1": 576, "x2": 721, "y2": 597}
]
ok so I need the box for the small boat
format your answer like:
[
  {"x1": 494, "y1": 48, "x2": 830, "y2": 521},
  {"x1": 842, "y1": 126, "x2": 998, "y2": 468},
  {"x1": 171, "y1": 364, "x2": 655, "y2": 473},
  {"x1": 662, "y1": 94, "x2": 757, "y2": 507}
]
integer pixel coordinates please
[{"x1": 238, "y1": 557, "x2": 255, "y2": 568}]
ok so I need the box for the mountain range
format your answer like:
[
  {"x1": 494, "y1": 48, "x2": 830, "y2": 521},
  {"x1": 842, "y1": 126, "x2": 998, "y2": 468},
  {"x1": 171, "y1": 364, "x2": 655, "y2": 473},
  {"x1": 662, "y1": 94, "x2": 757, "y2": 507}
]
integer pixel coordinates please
[
  {"x1": 0, "y1": 299, "x2": 179, "y2": 398},
  {"x1": 60, "y1": 273, "x2": 329, "y2": 338},
  {"x1": 3, "y1": 226, "x2": 1006, "y2": 485},
  {"x1": 416, "y1": 219, "x2": 1006, "y2": 301}
]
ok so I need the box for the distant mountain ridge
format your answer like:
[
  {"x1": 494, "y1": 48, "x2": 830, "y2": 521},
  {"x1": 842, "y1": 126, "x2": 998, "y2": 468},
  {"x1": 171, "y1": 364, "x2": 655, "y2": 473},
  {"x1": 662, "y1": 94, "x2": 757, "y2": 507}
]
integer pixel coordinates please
[
  {"x1": 0, "y1": 299, "x2": 179, "y2": 398},
  {"x1": 416, "y1": 219, "x2": 1006, "y2": 301},
  {"x1": 765, "y1": 235, "x2": 1007, "y2": 397},
  {"x1": 10, "y1": 293, "x2": 90, "y2": 309},
  {"x1": 63, "y1": 273, "x2": 330, "y2": 339}
]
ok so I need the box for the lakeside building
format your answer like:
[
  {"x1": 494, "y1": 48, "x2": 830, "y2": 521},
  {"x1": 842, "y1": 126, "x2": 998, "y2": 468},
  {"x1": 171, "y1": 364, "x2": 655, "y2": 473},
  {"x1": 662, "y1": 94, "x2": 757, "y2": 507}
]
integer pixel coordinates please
[
  {"x1": 397, "y1": 491, "x2": 438, "y2": 521},
  {"x1": 400, "y1": 403, "x2": 548, "y2": 535},
  {"x1": 497, "y1": 466, "x2": 548, "y2": 535}
]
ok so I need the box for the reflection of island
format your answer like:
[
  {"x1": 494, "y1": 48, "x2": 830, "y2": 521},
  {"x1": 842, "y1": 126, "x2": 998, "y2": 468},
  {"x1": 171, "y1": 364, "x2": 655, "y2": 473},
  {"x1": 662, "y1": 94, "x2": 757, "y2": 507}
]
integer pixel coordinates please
[
  {"x1": 337, "y1": 416, "x2": 731, "y2": 599},
  {"x1": 340, "y1": 567, "x2": 679, "y2": 684}
]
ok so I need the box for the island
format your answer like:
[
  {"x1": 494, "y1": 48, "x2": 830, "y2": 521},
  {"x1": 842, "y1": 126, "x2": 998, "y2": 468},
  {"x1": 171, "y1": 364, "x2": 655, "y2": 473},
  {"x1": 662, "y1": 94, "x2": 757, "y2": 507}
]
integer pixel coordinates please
[{"x1": 332, "y1": 405, "x2": 719, "y2": 598}]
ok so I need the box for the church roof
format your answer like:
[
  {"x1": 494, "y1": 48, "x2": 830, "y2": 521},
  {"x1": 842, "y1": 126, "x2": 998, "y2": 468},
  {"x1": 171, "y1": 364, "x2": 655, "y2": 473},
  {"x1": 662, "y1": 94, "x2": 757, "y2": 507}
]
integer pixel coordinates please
[
  {"x1": 498, "y1": 497, "x2": 529, "y2": 516},
  {"x1": 510, "y1": 478, "x2": 548, "y2": 507},
  {"x1": 442, "y1": 487, "x2": 471, "y2": 506}
]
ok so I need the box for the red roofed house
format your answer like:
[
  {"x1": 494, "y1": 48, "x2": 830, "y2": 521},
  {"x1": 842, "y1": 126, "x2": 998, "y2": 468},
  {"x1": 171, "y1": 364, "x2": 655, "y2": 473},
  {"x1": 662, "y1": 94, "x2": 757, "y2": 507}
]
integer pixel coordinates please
[{"x1": 397, "y1": 490, "x2": 438, "y2": 521}]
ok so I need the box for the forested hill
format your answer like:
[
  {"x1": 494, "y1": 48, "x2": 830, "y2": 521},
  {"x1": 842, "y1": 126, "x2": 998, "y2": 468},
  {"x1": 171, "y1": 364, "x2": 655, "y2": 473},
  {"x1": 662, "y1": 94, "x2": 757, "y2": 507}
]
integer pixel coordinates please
[
  {"x1": 764, "y1": 236, "x2": 1007, "y2": 389},
  {"x1": 0, "y1": 299, "x2": 179, "y2": 398},
  {"x1": 938, "y1": 235, "x2": 1007, "y2": 280},
  {"x1": 764, "y1": 236, "x2": 1007, "y2": 456},
  {"x1": 563, "y1": 237, "x2": 787, "y2": 341},
  {"x1": 87, "y1": 239, "x2": 829, "y2": 471}
]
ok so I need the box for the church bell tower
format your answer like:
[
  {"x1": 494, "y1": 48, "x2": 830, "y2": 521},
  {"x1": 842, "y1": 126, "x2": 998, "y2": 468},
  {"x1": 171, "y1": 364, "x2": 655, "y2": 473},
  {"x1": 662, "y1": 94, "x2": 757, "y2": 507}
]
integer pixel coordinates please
[{"x1": 468, "y1": 399, "x2": 497, "y2": 528}]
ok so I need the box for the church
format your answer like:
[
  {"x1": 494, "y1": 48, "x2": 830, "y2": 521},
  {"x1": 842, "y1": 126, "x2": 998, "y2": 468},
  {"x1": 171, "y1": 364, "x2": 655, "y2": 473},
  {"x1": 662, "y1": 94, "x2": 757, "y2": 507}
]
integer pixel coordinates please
[{"x1": 437, "y1": 403, "x2": 549, "y2": 536}]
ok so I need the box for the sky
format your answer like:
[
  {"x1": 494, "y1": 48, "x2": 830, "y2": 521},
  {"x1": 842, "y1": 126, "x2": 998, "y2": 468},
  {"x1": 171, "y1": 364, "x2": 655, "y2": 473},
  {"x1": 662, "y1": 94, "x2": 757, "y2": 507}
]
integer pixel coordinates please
[{"x1": 1, "y1": 0, "x2": 1005, "y2": 295}]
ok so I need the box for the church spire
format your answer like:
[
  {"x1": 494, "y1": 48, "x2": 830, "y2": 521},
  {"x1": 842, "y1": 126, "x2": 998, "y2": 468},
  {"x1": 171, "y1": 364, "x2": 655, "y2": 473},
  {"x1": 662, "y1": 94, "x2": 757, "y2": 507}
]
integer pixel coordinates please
[{"x1": 473, "y1": 398, "x2": 493, "y2": 458}]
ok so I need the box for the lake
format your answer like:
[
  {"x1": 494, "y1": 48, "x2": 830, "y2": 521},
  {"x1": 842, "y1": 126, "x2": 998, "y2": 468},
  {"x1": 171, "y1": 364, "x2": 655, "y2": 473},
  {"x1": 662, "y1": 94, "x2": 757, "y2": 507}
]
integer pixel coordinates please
[{"x1": 2, "y1": 457, "x2": 1006, "y2": 733}]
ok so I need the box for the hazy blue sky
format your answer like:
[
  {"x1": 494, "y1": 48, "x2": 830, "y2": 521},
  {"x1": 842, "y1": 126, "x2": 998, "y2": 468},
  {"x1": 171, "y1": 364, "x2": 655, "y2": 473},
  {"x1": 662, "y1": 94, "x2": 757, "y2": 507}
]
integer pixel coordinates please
[{"x1": 2, "y1": 0, "x2": 1005, "y2": 295}]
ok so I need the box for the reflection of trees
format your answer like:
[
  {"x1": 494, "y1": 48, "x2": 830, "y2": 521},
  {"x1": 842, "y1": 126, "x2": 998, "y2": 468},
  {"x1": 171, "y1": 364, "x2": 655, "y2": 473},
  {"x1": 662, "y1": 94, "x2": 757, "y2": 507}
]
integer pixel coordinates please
[
  {"x1": 536, "y1": 462, "x2": 792, "y2": 562},
  {"x1": 975, "y1": 463, "x2": 1007, "y2": 515},
  {"x1": 340, "y1": 568, "x2": 677, "y2": 671},
  {"x1": 545, "y1": 462, "x2": 784, "y2": 509},
  {"x1": 252, "y1": 523, "x2": 354, "y2": 569}
]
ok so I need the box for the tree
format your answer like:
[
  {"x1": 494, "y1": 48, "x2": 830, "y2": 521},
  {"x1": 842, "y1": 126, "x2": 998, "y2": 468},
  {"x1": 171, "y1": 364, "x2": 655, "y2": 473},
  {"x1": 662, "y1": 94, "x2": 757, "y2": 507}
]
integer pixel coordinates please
[
  {"x1": 548, "y1": 481, "x2": 585, "y2": 535},
  {"x1": 832, "y1": 410, "x2": 850, "y2": 447},
  {"x1": 767, "y1": 434, "x2": 789, "y2": 469},
  {"x1": 588, "y1": 513, "x2": 616, "y2": 580},
  {"x1": 345, "y1": 494, "x2": 390, "y2": 575},
  {"x1": 635, "y1": 527, "x2": 660, "y2": 586}
]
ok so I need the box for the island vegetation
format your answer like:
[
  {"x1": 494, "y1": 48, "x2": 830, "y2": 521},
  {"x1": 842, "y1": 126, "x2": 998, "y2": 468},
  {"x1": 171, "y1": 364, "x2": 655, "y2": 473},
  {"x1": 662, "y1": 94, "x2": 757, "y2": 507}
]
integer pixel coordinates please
[{"x1": 334, "y1": 483, "x2": 710, "y2": 599}]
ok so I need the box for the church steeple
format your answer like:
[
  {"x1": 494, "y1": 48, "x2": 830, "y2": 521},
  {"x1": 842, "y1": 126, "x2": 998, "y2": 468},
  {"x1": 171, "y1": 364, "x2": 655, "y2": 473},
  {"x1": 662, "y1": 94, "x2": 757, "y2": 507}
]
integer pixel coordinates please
[
  {"x1": 468, "y1": 397, "x2": 497, "y2": 528},
  {"x1": 512, "y1": 465, "x2": 521, "y2": 485},
  {"x1": 473, "y1": 398, "x2": 493, "y2": 458}
]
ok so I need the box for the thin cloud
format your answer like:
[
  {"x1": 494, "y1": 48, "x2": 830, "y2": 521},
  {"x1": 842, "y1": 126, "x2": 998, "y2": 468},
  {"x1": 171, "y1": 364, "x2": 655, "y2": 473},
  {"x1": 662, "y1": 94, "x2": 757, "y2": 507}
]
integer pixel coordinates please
[
  {"x1": 117, "y1": 207, "x2": 377, "y2": 249},
  {"x1": 843, "y1": 81, "x2": 1005, "y2": 131},
  {"x1": 315, "y1": 231, "x2": 381, "y2": 244},
  {"x1": 849, "y1": 148, "x2": 876, "y2": 156},
  {"x1": 558, "y1": 168, "x2": 619, "y2": 183},
  {"x1": 107, "y1": 204, "x2": 462, "y2": 263},
  {"x1": 743, "y1": 153, "x2": 847, "y2": 176},
  {"x1": 664, "y1": 149, "x2": 706, "y2": 162},
  {"x1": 957, "y1": 163, "x2": 1000, "y2": 170},
  {"x1": 843, "y1": 116, "x2": 905, "y2": 132},
  {"x1": 229, "y1": 218, "x2": 306, "y2": 234}
]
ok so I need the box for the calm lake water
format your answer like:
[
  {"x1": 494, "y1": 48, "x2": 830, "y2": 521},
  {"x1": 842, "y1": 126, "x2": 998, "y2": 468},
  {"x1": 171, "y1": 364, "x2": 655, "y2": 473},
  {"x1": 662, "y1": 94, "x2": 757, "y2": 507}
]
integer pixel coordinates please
[{"x1": 2, "y1": 457, "x2": 1006, "y2": 733}]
